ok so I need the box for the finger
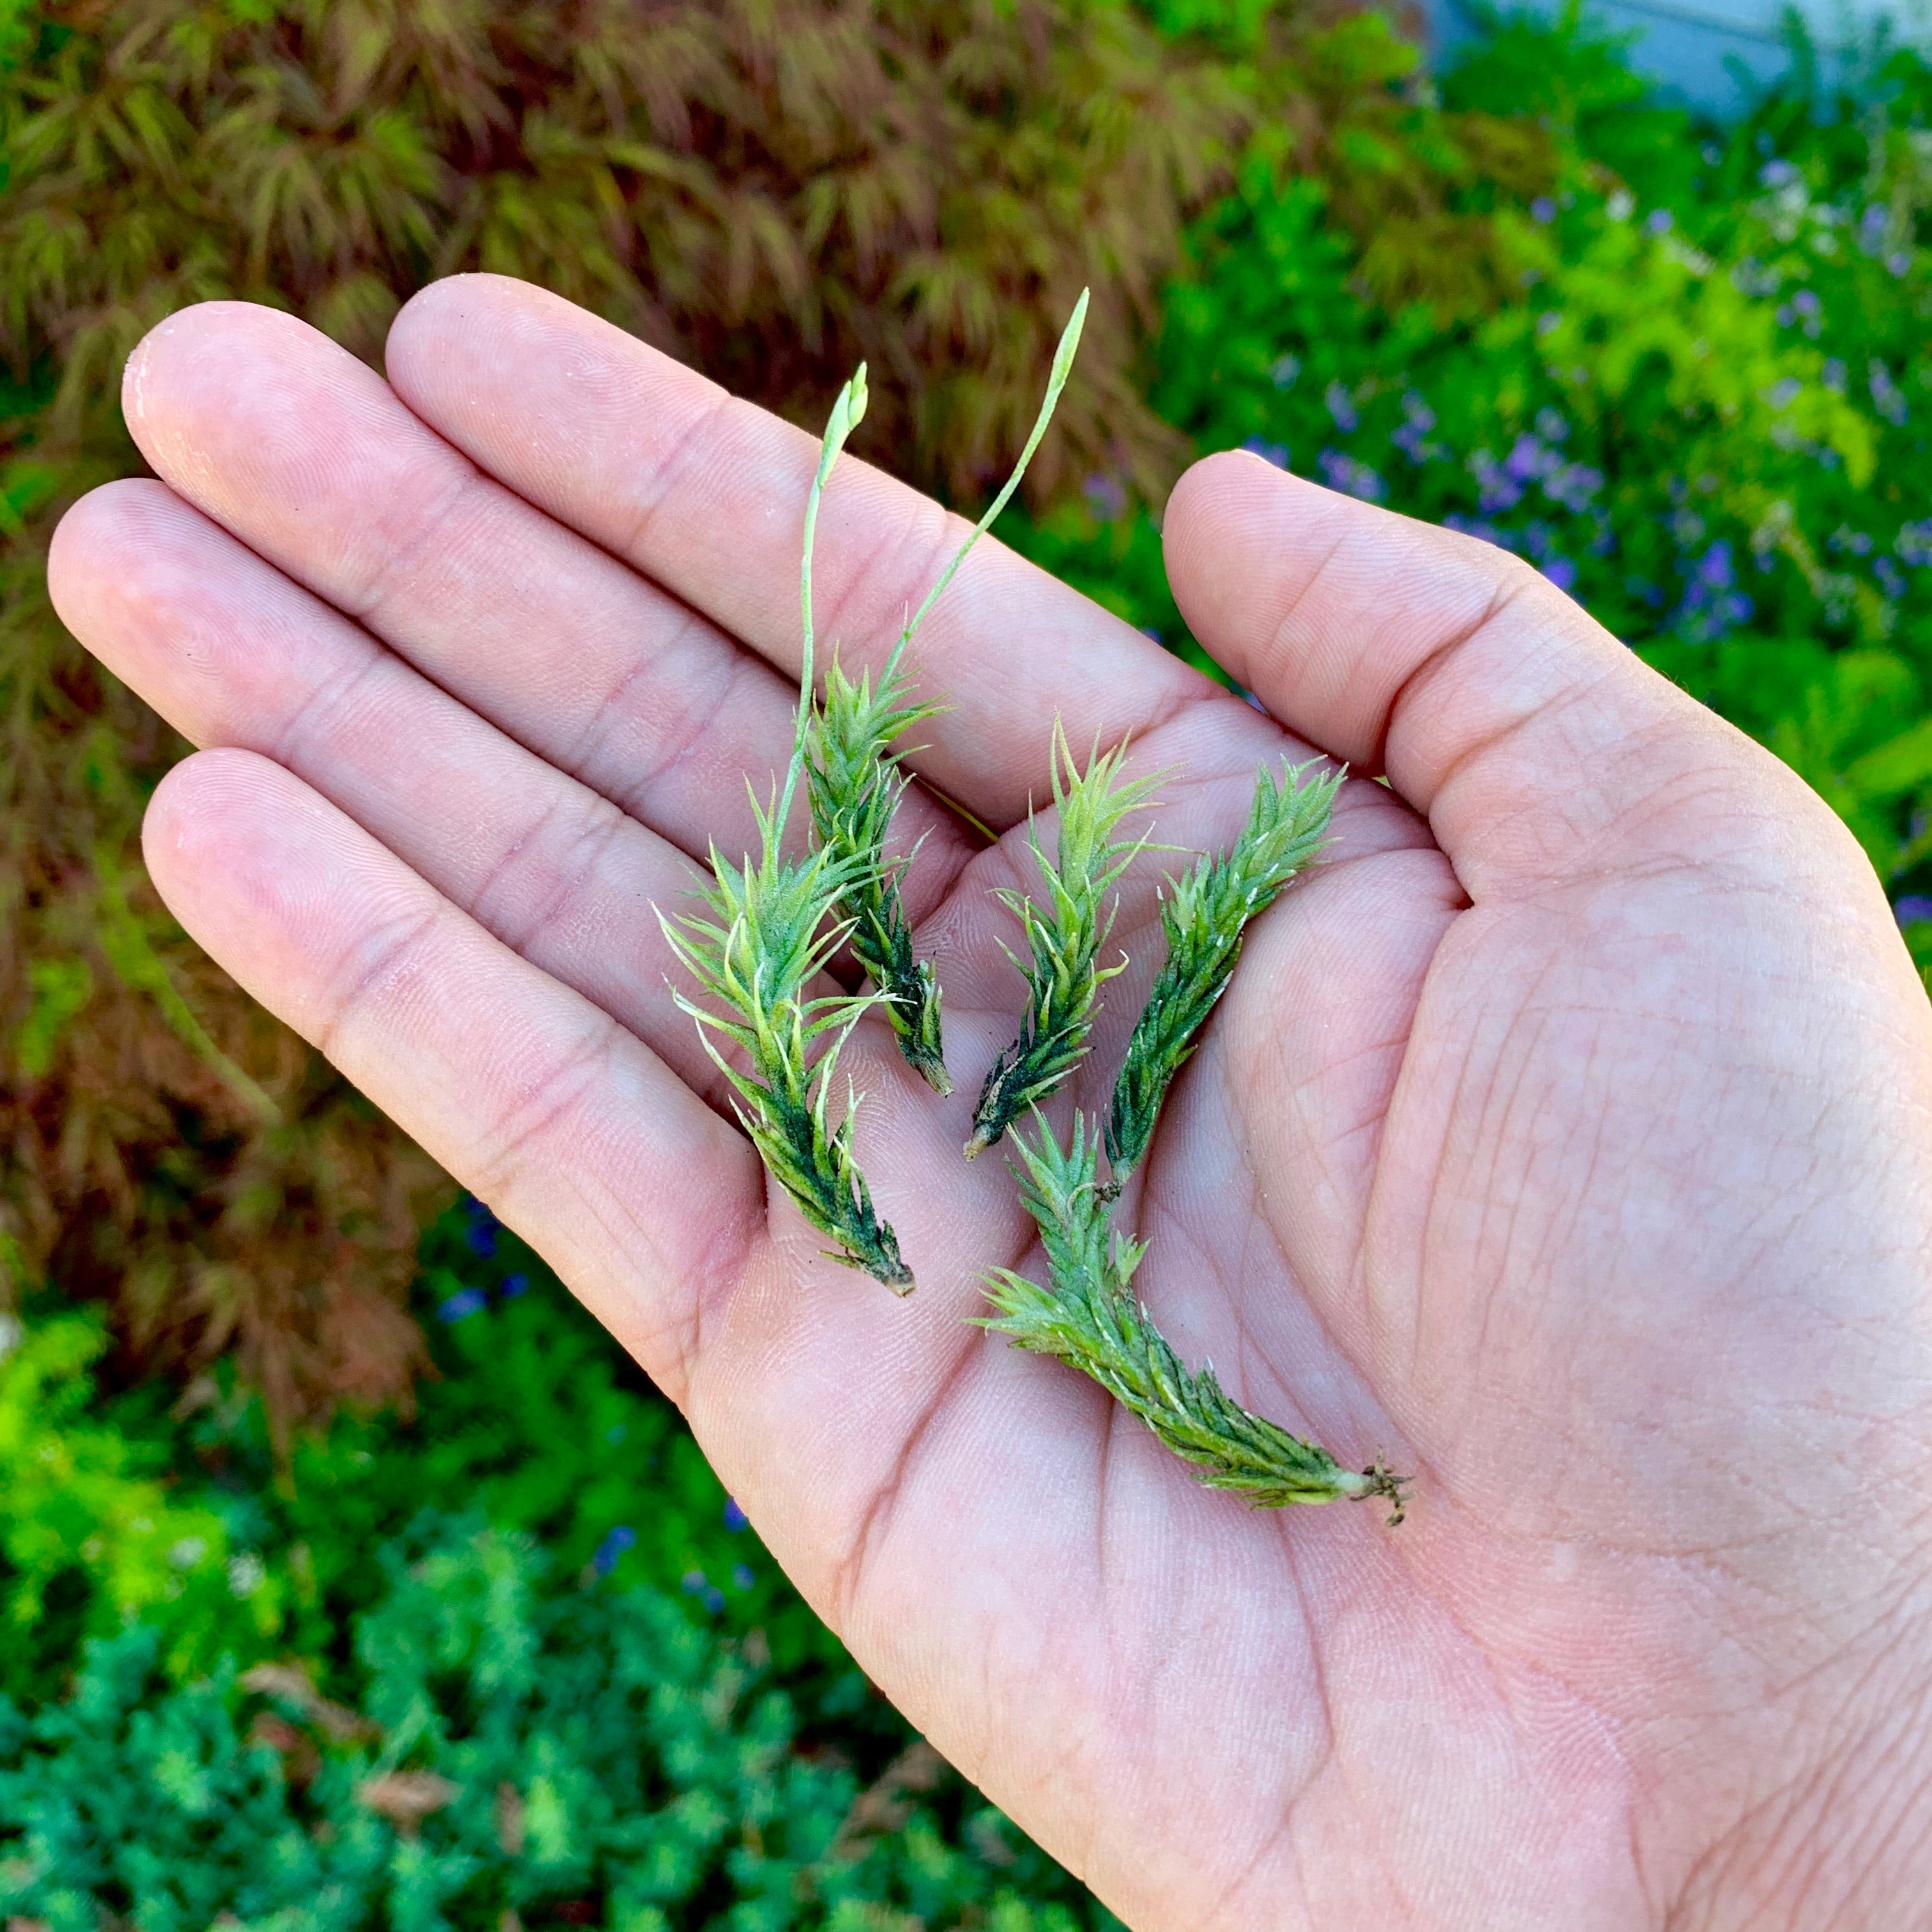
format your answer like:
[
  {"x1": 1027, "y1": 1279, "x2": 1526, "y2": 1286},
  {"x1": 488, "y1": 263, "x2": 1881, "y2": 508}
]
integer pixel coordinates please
[
  {"x1": 142, "y1": 746, "x2": 763, "y2": 1393},
  {"x1": 119, "y1": 301, "x2": 963, "y2": 887},
  {"x1": 383, "y1": 274, "x2": 1223, "y2": 821},
  {"x1": 49, "y1": 477, "x2": 743, "y2": 1103},
  {"x1": 1163, "y1": 452, "x2": 1813, "y2": 900}
]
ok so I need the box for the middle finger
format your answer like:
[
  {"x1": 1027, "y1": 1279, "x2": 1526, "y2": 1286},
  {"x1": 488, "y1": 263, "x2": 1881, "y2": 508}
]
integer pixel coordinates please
[
  {"x1": 50, "y1": 475, "x2": 758, "y2": 1105},
  {"x1": 116, "y1": 300, "x2": 971, "y2": 897}
]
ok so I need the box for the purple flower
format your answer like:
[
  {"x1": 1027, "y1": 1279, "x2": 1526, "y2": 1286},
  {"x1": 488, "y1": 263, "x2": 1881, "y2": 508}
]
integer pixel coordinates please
[
  {"x1": 1644, "y1": 208, "x2": 1674, "y2": 236},
  {"x1": 500, "y1": 1271, "x2": 530, "y2": 1299},
  {"x1": 1541, "y1": 556, "x2": 1579, "y2": 592},
  {"x1": 1894, "y1": 896, "x2": 1932, "y2": 928},
  {"x1": 1530, "y1": 196, "x2": 1556, "y2": 224},
  {"x1": 1393, "y1": 390, "x2": 1438, "y2": 463},
  {"x1": 436, "y1": 1287, "x2": 488, "y2": 1323},
  {"x1": 1083, "y1": 473, "x2": 1128, "y2": 521},
  {"x1": 701, "y1": 1584, "x2": 727, "y2": 1614},
  {"x1": 1758, "y1": 158, "x2": 1798, "y2": 188},
  {"x1": 1504, "y1": 434, "x2": 1550, "y2": 484},
  {"x1": 730, "y1": 1563, "x2": 756, "y2": 1591},
  {"x1": 1239, "y1": 436, "x2": 1290, "y2": 470},
  {"x1": 681, "y1": 1568, "x2": 707, "y2": 1594},
  {"x1": 1869, "y1": 363, "x2": 1908, "y2": 427},
  {"x1": 1324, "y1": 381, "x2": 1359, "y2": 433},
  {"x1": 1544, "y1": 463, "x2": 1604, "y2": 513},
  {"x1": 1468, "y1": 448, "x2": 1523, "y2": 514},
  {"x1": 592, "y1": 1526, "x2": 636, "y2": 1577},
  {"x1": 1316, "y1": 449, "x2": 1385, "y2": 502},
  {"x1": 723, "y1": 1497, "x2": 749, "y2": 1533},
  {"x1": 464, "y1": 1219, "x2": 497, "y2": 1258}
]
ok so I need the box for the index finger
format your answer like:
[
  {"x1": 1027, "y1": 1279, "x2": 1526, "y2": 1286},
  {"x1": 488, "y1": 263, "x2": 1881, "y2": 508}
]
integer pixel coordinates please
[{"x1": 383, "y1": 275, "x2": 1223, "y2": 822}]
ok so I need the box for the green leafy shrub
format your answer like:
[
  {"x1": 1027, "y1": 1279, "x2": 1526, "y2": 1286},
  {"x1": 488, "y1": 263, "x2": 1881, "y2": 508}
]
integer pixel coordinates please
[
  {"x1": 0, "y1": 1303, "x2": 266, "y2": 1701},
  {"x1": 0, "y1": 1513, "x2": 1115, "y2": 1931},
  {"x1": 1004, "y1": 12, "x2": 1932, "y2": 965},
  {"x1": 8, "y1": 1199, "x2": 853, "y2": 1697}
]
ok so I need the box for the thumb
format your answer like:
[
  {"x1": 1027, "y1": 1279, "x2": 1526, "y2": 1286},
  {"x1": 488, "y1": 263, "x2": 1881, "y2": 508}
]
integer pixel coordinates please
[{"x1": 1162, "y1": 450, "x2": 1863, "y2": 907}]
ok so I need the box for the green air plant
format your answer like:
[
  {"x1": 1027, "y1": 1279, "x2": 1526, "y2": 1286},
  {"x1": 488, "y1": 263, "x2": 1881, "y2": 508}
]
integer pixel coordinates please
[
  {"x1": 1104, "y1": 759, "x2": 1342, "y2": 1192},
  {"x1": 963, "y1": 729, "x2": 1163, "y2": 1160},
  {"x1": 805, "y1": 291, "x2": 1092, "y2": 1100},
  {"x1": 984, "y1": 1112, "x2": 1408, "y2": 1522},
  {"x1": 662, "y1": 368, "x2": 912, "y2": 1292}
]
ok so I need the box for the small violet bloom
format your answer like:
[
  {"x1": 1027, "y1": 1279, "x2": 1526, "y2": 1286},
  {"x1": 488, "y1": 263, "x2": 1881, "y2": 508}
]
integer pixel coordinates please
[{"x1": 592, "y1": 1526, "x2": 636, "y2": 1577}]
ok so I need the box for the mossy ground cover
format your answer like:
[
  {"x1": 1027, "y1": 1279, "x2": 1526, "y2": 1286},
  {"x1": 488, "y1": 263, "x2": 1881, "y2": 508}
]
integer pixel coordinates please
[{"x1": 3, "y1": 1208, "x2": 1117, "y2": 1928}]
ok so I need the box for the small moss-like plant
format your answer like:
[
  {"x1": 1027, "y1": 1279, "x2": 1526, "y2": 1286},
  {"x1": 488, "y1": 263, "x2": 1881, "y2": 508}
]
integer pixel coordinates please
[
  {"x1": 806, "y1": 650, "x2": 951, "y2": 1092},
  {"x1": 1105, "y1": 760, "x2": 1342, "y2": 1191},
  {"x1": 663, "y1": 369, "x2": 912, "y2": 1292},
  {"x1": 984, "y1": 1112, "x2": 1408, "y2": 1521},
  {"x1": 963, "y1": 730, "x2": 1163, "y2": 1159},
  {"x1": 668, "y1": 297, "x2": 1406, "y2": 1515},
  {"x1": 806, "y1": 291, "x2": 1091, "y2": 1099}
]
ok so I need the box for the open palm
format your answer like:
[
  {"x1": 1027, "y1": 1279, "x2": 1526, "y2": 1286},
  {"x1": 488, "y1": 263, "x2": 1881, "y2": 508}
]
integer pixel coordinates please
[{"x1": 54, "y1": 279, "x2": 1932, "y2": 1932}]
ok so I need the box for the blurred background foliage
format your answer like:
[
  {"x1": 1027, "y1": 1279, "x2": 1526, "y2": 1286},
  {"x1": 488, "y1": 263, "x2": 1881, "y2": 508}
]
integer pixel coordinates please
[{"x1": 1, "y1": 0, "x2": 1929, "y2": 1920}]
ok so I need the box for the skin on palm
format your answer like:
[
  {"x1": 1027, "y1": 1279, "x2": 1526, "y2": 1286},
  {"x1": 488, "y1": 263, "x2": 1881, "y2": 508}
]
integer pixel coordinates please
[{"x1": 50, "y1": 278, "x2": 1932, "y2": 1931}]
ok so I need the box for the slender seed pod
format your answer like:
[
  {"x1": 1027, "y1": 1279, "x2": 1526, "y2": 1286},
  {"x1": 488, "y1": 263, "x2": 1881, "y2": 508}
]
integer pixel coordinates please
[
  {"x1": 806, "y1": 643, "x2": 950, "y2": 1092},
  {"x1": 964, "y1": 728, "x2": 1161, "y2": 1160},
  {"x1": 1104, "y1": 760, "x2": 1342, "y2": 1190},
  {"x1": 803, "y1": 290, "x2": 1092, "y2": 1098},
  {"x1": 983, "y1": 1112, "x2": 1407, "y2": 1521},
  {"x1": 661, "y1": 368, "x2": 912, "y2": 1291}
]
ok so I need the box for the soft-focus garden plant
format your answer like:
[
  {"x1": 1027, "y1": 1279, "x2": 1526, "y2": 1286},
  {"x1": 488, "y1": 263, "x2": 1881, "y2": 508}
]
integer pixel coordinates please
[
  {"x1": 0, "y1": 1512, "x2": 1118, "y2": 1930},
  {"x1": 0, "y1": 1244, "x2": 1124, "y2": 1921},
  {"x1": 1006, "y1": 12, "x2": 1932, "y2": 966}
]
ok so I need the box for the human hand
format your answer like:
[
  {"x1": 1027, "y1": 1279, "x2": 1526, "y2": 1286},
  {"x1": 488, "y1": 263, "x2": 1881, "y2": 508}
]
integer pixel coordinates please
[{"x1": 52, "y1": 277, "x2": 1932, "y2": 1931}]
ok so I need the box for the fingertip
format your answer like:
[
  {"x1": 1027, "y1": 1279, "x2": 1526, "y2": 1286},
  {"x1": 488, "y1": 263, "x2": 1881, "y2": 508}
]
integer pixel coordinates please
[
  {"x1": 119, "y1": 301, "x2": 378, "y2": 510},
  {"x1": 142, "y1": 748, "x2": 342, "y2": 939},
  {"x1": 142, "y1": 745, "x2": 273, "y2": 889},
  {"x1": 48, "y1": 477, "x2": 175, "y2": 638}
]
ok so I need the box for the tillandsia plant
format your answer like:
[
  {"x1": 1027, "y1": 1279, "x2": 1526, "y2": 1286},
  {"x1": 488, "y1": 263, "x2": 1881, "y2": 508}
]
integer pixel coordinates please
[
  {"x1": 963, "y1": 730, "x2": 1163, "y2": 1160},
  {"x1": 805, "y1": 652, "x2": 950, "y2": 1092},
  {"x1": 983, "y1": 1112, "x2": 1409, "y2": 1522},
  {"x1": 805, "y1": 291, "x2": 1092, "y2": 1100},
  {"x1": 1104, "y1": 760, "x2": 1343, "y2": 1193},
  {"x1": 662, "y1": 368, "x2": 912, "y2": 1292}
]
